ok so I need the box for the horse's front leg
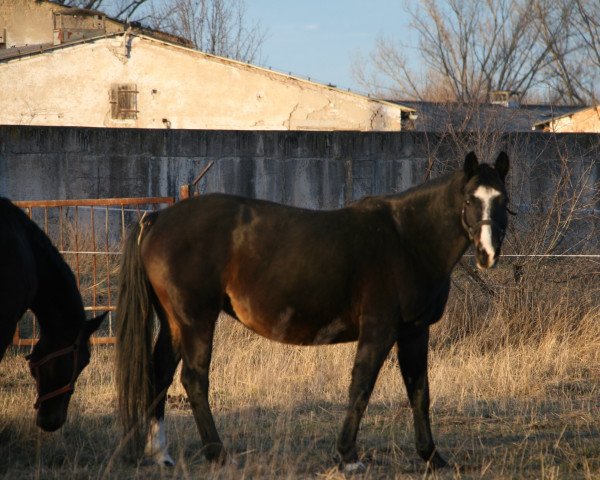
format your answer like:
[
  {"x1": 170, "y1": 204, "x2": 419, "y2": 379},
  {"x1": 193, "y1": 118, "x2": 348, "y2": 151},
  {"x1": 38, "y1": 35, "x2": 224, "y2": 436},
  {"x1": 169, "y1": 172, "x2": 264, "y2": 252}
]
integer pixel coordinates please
[
  {"x1": 397, "y1": 327, "x2": 447, "y2": 469},
  {"x1": 179, "y1": 319, "x2": 226, "y2": 463},
  {"x1": 337, "y1": 317, "x2": 396, "y2": 472},
  {"x1": 145, "y1": 323, "x2": 181, "y2": 466}
]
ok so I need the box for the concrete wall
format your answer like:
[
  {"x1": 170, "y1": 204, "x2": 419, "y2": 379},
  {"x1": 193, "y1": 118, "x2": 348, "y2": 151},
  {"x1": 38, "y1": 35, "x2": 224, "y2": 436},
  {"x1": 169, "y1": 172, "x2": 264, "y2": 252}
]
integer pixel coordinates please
[
  {"x1": 0, "y1": 34, "x2": 405, "y2": 131},
  {"x1": 1, "y1": 126, "x2": 599, "y2": 215}
]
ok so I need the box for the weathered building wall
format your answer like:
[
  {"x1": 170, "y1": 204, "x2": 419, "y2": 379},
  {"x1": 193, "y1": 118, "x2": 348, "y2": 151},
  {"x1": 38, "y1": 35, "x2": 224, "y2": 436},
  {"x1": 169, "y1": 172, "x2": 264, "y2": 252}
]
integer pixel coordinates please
[
  {"x1": 0, "y1": 0, "x2": 122, "y2": 47},
  {"x1": 0, "y1": 35, "x2": 406, "y2": 131},
  {"x1": 545, "y1": 106, "x2": 600, "y2": 133},
  {"x1": 1, "y1": 127, "x2": 598, "y2": 216},
  {"x1": 1, "y1": 0, "x2": 60, "y2": 47}
]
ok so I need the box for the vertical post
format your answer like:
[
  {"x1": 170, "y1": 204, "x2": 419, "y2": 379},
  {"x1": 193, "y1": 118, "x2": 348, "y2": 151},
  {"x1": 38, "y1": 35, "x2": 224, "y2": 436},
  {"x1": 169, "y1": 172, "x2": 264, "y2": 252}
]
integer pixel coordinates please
[{"x1": 179, "y1": 184, "x2": 191, "y2": 200}]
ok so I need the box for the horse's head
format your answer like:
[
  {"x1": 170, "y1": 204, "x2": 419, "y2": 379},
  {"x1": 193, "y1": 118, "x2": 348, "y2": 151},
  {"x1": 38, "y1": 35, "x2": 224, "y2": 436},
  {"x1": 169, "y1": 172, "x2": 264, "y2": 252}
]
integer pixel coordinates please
[
  {"x1": 461, "y1": 151, "x2": 510, "y2": 270},
  {"x1": 26, "y1": 313, "x2": 106, "y2": 431}
]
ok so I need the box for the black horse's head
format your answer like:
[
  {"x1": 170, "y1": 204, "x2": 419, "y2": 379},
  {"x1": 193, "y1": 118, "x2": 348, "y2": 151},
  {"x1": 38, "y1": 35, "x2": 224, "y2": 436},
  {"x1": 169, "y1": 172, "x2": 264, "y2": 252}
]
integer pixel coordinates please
[
  {"x1": 461, "y1": 151, "x2": 510, "y2": 270},
  {"x1": 26, "y1": 313, "x2": 106, "y2": 432}
]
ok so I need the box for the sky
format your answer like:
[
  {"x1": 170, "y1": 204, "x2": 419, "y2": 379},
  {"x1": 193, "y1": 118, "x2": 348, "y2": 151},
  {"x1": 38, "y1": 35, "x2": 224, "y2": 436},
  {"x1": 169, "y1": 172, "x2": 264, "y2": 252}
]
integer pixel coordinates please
[{"x1": 243, "y1": 1, "x2": 418, "y2": 94}]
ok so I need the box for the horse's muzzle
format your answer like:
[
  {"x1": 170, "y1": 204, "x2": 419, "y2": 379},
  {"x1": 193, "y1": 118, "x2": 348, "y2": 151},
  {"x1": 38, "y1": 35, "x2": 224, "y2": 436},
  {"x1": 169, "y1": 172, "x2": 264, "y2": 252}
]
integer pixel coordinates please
[
  {"x1": 475, "y1": 247, "x2": 498, "y2": 270},
  {"x1": 36, "y1": 400, "x2": 69, "y2": 432}
]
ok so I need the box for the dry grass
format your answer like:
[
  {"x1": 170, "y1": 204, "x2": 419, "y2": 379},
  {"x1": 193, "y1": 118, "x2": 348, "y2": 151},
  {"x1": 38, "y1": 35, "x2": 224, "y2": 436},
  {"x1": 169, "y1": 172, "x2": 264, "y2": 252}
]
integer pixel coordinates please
[{"x1": 2, "y1": 261, "x2": 600, "y2": 479}]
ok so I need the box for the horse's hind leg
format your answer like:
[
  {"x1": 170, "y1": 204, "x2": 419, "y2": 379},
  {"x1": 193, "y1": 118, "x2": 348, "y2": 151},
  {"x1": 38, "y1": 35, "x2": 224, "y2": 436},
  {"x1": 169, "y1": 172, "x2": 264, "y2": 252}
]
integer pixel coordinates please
[
  {"x1": 337, "y1": 318, "x2": 396, "y2": 471},
  {"x1": 145, "y1": 317, "x2": 181, "y2": 466},
  {"x1": 397, "y1": 328, "x2": 447, "y2": 469},
  {"x1": 179, "y1": 312, "x2": 225, "y2": 463}
]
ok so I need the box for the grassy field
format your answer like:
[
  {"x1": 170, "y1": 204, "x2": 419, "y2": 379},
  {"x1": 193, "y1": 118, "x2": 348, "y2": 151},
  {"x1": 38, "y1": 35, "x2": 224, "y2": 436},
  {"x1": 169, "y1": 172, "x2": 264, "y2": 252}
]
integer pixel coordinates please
[{"x1": 1, "y1": 264, "x2": 599, "y2": 479}]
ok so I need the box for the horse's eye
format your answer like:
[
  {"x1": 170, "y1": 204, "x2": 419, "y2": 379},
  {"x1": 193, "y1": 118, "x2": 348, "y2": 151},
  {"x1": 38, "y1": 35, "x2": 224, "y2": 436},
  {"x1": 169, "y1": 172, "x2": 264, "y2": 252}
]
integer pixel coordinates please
[{"x1": 465, "y1": 200, "x2": 471, "y2": 205}]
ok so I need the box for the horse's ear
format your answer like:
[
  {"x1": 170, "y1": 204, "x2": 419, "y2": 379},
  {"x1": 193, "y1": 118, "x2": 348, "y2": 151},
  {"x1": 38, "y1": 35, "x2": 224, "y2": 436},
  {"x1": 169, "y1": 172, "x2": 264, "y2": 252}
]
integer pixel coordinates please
[
  {"x1": 495, "y1": 151, "x2": 509, "y2": 181},
  {"x1": 464, "y1": 151, "x2": 479, "y2": 179},
  {"x1": 83, "y1": 311, "x2": 108, "y2": 338}
]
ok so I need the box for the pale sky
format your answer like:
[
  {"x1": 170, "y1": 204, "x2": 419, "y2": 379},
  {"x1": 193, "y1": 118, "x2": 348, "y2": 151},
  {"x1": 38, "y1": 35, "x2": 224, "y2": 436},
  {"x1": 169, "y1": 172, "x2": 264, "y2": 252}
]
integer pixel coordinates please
[{"x1": 243, "y1": 1, "x2": 418, "y2": 94}]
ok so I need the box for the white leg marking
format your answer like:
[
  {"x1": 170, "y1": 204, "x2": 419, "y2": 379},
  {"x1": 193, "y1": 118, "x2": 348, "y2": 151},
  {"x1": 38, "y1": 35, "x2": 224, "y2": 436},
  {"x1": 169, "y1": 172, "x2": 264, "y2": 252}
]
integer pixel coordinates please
[
  {"x1": 145, "y1": 418, "x2": 175, "y2": 467},
  {"x1": 474, "y1": 186, "x2": 501, "y2": 267},
  {"x1": 343, "y1": 461, "x2": 366, "y2": 473}
]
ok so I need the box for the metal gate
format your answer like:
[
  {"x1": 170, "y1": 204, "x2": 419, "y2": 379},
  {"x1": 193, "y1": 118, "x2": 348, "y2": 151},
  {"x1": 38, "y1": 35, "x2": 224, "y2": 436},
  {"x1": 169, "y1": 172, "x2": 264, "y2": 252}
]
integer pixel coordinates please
[{"x1": 12, "y1": 197, "x2": 175, "y2": 345}]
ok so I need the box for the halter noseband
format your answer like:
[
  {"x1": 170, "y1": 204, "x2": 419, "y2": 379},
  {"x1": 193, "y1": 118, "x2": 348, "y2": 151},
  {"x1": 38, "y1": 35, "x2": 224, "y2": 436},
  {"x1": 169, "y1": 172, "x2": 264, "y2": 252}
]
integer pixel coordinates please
[{"x1": 28, "y1": 337, "x2": 81, "y2": 410}]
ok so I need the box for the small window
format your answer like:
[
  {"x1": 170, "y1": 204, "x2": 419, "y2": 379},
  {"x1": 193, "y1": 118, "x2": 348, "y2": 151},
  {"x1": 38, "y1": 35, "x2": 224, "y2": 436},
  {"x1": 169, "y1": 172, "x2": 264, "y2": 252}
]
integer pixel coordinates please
[{"x1": 110, "y1": 84, "x2": 138, "y2": 120}]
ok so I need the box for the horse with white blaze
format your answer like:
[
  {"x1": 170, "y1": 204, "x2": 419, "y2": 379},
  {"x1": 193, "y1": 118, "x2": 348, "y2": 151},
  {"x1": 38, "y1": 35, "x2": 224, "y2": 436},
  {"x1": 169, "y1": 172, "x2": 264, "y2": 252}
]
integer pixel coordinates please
[{"x1": 116, "y1": 151, "x2": 510, "y2": 472}]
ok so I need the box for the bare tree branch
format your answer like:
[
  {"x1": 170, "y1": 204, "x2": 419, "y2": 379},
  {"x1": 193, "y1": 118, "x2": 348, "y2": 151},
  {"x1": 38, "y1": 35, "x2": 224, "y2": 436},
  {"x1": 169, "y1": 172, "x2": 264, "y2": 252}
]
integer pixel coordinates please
[
  {"x1": 355, "y1": 0, "x2": 599, "y2": 104},
  {"x1": 147, "y1": 0, "x2": 266, "y2": 63}
]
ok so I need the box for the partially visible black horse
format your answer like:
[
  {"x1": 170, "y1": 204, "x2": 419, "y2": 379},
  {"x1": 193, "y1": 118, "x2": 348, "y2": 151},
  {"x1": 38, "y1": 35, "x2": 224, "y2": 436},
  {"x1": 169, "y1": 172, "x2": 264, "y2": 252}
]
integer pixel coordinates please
[
  {"x1": 116, "y1": 152, "x2": 509, "y2": 471},
  {"x1": 0, "y1": 198, "x2": 105, "y2": 431}
]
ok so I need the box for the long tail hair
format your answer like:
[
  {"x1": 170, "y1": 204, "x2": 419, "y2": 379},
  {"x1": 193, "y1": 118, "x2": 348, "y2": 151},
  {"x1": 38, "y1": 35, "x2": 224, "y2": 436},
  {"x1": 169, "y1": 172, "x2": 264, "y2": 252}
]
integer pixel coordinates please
[{"x1": 115, "y1": 220, "x2": 155, "y2": 456}]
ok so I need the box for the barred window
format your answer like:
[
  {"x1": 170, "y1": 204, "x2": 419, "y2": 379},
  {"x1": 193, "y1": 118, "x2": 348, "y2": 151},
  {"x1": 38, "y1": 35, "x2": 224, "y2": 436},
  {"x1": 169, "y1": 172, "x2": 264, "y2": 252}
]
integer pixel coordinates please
[{"x1": 110, "y1": 84, "x2": 138, "y2": 120}]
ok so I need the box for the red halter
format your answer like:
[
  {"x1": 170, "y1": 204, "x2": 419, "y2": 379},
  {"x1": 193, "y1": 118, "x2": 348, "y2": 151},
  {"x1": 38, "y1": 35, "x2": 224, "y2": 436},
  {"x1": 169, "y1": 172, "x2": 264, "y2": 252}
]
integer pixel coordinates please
[{"x1": 28, "y1": 338, "x2": 80, "y2": 410}]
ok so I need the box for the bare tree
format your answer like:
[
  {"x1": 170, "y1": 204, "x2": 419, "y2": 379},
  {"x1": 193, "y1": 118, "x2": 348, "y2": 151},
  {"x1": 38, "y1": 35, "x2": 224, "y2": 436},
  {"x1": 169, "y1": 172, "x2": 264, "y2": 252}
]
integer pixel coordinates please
[
  {"x1": 566, "y1": 0, "x2": 600, "y2": 103},
  {"x1": 148, "y1": 0, "x2": 266, "y2": 63},
  {"x1": 55, "y1": 0, "x2": 151, "y2": 21},
  {"x1": 532, "y1": 0, "x2": 590, "y2": 105},
  {"x1": 354, "y1": 0, "x2": 551, "y2": 102},
  {"x1": 355, "y1": 0, "x2": 599, "y2": 104}
]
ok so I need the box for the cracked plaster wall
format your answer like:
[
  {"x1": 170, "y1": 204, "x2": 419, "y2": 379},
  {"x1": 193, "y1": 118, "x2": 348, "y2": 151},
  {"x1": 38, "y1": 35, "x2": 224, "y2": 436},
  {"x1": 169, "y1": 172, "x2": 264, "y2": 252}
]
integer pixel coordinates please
[{"x1": 0, "y1": 35, "x2": 403, "y2": 131}]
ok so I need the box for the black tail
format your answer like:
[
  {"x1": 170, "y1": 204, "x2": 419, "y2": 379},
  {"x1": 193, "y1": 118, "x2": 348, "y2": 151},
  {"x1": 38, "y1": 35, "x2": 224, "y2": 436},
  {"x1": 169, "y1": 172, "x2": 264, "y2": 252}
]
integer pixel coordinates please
[{"x1": 115, "y1": 220, "x2": 155, "y2": 457}]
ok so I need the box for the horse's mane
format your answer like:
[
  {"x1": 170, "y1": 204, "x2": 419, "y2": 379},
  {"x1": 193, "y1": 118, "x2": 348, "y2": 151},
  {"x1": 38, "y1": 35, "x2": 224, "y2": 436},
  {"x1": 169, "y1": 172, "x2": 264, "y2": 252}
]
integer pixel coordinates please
[{"x1": 0, "y1": 198, "x2": 77, "y2": 285}]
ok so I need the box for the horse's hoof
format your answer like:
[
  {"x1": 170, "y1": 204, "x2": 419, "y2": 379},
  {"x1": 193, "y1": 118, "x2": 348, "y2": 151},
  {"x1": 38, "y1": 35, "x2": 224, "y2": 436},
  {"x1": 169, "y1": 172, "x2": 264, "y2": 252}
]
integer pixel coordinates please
[
  {"x1": 340, "y1": 461, "x2": 366, "y2": 474},
  {"x1": 150, "y1": 452, "x2": 175, "y2": 467},
  {"x1": 205, "y1": 445, "x2": 229, "y2": 465},
  {"x1": 221, "y1": 456, "x2": 239, "y2": 468},
  {"x1": 427, "y1": 452, "x2": 448, "y2": 470}
]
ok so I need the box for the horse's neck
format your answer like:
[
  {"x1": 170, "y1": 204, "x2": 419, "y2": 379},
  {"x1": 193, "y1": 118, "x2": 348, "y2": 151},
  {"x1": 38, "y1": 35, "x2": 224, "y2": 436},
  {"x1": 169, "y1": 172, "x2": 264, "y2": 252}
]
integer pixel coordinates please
[
  {"x1": 30, "y1": 242, "x2": 84, "y2": 339},
  {"x1": 389, "y1": 175, "x2": 469, "y2": 277}
]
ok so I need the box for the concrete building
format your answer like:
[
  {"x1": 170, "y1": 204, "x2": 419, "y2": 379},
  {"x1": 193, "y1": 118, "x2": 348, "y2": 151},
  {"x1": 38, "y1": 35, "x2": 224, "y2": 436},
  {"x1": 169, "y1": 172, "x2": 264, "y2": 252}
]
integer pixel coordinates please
[
  {"x1": 0, "y1": 0, "x2": 191, "y2": 48},
  {"x1": 533, "y1": 105, "x2": 600, "y2": 133},
  {"x1": 0, "y1": 1, "x2": 413, "y2": 130}
]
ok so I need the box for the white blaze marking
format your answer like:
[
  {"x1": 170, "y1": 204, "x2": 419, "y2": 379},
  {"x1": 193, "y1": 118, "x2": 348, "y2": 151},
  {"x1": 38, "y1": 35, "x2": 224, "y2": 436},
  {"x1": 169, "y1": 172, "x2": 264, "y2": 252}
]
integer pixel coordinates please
[
  {"x1": 145, "y1": 418, "x2": 174, "y2": 466},
  {"x1": 473, "y1": 186, "x2": 501, "y2": 267}
]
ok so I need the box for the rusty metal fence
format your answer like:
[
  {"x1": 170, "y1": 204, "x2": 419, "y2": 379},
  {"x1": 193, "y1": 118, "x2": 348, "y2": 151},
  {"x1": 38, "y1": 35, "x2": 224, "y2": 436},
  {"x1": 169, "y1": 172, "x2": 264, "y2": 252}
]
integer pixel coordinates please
[{"x1": 12, "y1": 197, "x2": 175, "y2": 346}]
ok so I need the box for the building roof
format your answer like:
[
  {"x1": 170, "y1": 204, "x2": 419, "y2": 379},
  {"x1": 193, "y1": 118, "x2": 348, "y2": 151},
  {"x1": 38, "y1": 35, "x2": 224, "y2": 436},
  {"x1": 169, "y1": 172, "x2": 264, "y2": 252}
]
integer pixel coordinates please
[
  {"x1": 0, "y1": 43, "x2": 56, "y2": 61},
  {"x1": 392, "y1": 100, "x2": 581, "y2": 132},
  {"x1": 532, "y1": 105, "x2": 600, "y2": 130}
]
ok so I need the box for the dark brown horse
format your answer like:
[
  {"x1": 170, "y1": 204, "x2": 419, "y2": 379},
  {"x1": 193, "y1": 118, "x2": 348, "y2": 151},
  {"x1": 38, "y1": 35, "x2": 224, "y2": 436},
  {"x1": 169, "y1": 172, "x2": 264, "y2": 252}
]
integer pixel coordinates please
[
  {"x1": 0, "y1": 198, "x2": 106, "y2": 431},
  {"x1": 116, "y1": 152, "x2": 509, "y2": 471}
]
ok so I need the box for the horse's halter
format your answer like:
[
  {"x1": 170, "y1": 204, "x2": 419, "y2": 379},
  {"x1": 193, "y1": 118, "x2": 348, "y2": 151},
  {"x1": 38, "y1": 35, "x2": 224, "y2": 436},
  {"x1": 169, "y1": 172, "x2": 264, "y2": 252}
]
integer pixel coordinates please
[
  {"x1": 460, "y1": 201, "x2": 503, "y2": 241},
  {"x1": 27, "y1": 336, "x2": 81, "y2": 410}
]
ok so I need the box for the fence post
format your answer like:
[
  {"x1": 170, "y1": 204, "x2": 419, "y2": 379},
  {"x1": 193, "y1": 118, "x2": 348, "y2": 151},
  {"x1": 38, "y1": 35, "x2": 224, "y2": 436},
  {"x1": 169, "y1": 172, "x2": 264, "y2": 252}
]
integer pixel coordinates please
[{"x1": 179, "y1": 184, "x2": 191, "y2": 200}]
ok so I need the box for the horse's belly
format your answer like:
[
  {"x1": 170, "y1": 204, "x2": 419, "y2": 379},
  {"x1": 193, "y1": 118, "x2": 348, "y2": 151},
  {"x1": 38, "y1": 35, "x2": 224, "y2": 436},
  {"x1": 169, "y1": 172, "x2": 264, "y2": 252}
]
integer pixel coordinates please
[{"x1": 228, "y1": 294, "x2": 357, "y2": 345}]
